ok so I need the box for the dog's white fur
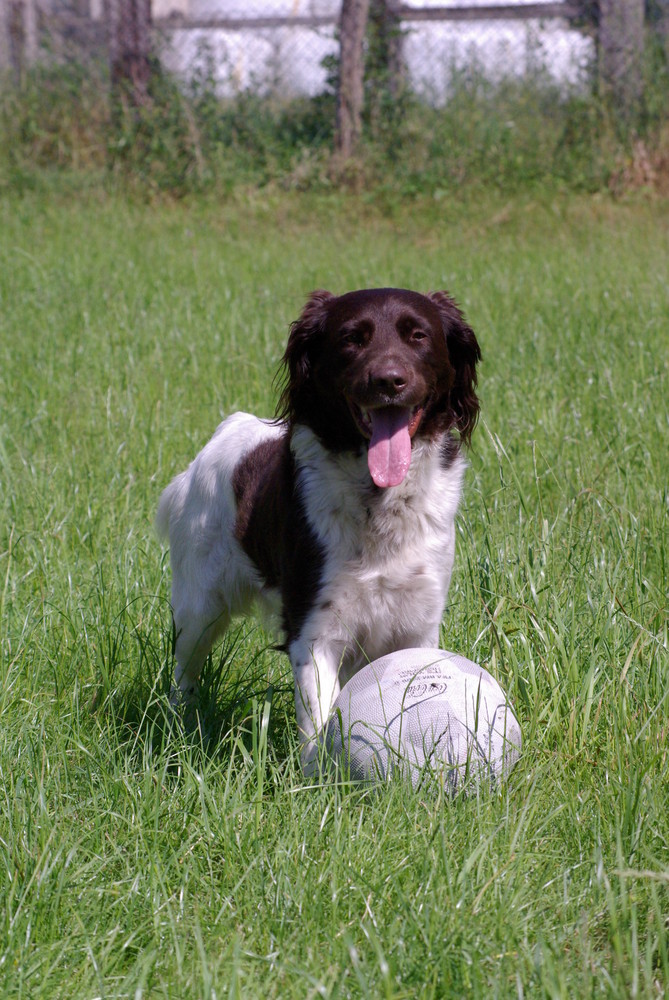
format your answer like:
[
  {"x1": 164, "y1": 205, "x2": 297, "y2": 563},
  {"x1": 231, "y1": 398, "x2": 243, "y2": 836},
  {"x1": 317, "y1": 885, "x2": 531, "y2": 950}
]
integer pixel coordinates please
[{"x1": 157, "y1": 412, "x2": 465, "y2": 771}]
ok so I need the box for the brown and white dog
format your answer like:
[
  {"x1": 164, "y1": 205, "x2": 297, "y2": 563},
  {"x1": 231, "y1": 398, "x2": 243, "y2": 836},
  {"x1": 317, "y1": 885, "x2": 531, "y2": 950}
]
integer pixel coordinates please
[{"x1": 157, "y1": 288, "x2": 481, "y2": 771}]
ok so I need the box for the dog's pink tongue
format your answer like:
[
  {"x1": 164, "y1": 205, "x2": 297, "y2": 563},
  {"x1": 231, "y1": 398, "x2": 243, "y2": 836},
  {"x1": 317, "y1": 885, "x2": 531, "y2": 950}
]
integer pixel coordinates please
[{"x1": 368, "y1": 407, "x2": 412, "y2": 488}]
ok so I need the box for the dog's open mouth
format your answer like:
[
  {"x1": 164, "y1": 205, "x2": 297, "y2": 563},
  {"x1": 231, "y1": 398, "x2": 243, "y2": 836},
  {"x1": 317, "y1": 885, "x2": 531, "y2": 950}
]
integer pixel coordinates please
[{"x1": 348, "y1": 402, "x2": 424, "y2": 488}]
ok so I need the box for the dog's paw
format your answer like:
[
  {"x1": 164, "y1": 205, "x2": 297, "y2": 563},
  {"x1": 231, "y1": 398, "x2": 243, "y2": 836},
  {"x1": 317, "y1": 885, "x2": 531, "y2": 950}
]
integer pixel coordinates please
[
  {"x1": 169, "y1": 682, "x2": 200, "y2": 708},
  {"x1": 168, "y1": 683, "x2": 202, "y2": 733},
  {"x1": 299, "y1": 736, "x2": 325, "y2": 778}
]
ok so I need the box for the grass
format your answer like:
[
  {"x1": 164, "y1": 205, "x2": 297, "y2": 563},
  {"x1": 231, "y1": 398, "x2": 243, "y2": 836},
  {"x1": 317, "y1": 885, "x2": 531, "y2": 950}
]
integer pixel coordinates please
[{"x1": 0, "y1": 187, "x2": 667, "y2": 997}]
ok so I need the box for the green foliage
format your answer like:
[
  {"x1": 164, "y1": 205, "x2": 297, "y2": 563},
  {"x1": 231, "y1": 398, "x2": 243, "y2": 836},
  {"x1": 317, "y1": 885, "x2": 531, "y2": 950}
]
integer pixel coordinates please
[
  {"x1": 361, "y1": 70, "x2": 620, "y2": 194},
  {"x1": 0, "y1": 59, "x2": 108, "y2": 191},
  {"x1": 0, "y1": 190, "x2": 667, "y2": 996},
  {"x1": 2, "y1": 33, "x2": 668, "y2": 198}
]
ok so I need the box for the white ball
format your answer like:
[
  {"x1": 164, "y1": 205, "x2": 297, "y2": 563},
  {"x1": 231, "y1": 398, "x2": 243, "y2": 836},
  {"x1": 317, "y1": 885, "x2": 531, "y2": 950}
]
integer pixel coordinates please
[{"x1": 324, "y1": 648, "x2": 522, "y2": 792}]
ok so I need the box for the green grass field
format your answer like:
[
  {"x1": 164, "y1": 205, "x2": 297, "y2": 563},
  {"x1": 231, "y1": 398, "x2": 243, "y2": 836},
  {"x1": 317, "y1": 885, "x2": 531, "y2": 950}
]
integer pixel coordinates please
[{"x1": 0, "y1": 189, "x2": 667, "y2": 998}]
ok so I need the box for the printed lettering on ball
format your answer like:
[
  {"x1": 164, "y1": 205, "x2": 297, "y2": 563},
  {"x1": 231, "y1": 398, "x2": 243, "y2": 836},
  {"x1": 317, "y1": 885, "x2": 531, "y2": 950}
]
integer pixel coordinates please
[{"x1": 324, "y1": 648, "x2": 522, "y2": 792}]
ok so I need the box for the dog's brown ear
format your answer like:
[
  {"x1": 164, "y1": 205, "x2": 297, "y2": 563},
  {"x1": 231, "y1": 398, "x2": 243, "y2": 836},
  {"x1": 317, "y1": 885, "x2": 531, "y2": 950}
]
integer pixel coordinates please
[
  {"x1": 429, "y1": 291, "x2": 482, "y2": 445},
  {"x1": 276, "y1": 290, "x2": 335, "y2": 422}
]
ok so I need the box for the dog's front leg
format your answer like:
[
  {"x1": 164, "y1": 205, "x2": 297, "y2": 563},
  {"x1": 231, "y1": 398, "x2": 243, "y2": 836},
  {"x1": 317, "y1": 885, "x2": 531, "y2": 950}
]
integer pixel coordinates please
[{"x1": 288, "y1": 636, "x2": 347, "y2": 775}]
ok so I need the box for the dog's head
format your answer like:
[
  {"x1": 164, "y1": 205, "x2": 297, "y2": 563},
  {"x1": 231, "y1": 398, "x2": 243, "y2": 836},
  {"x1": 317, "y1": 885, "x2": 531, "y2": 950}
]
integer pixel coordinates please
[{"x1": 276, "y1": 287, "x2": 481, "y2": 487}]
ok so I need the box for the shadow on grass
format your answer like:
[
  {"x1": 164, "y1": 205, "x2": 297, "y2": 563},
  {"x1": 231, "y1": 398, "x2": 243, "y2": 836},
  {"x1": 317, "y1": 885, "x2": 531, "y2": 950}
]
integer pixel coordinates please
[{"x1": 89, "y1": 595, "x2": 296, "y2": 770}]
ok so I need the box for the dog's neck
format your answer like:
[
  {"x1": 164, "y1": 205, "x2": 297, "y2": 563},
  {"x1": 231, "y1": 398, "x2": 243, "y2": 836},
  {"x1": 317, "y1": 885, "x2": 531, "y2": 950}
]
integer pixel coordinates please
[{"x1": 290, "y1": 423, "x2": 466, "y2": 553}]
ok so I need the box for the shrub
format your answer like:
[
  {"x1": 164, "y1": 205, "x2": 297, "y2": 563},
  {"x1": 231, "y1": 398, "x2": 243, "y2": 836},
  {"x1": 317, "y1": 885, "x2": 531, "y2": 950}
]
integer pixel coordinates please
[{"x1": 1, "y1": 34, "x2": 667, "y2": 197}]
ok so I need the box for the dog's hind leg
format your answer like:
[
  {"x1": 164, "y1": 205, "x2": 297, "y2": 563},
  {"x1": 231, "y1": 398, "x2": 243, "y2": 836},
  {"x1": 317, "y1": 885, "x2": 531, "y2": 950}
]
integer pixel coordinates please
[{"x1": 171, "y1": 604, "x2": 230, "y2": 704}]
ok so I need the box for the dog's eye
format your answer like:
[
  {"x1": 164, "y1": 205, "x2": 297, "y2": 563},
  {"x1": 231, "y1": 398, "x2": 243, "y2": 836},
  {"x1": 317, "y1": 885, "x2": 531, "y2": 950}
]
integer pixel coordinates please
[
  {"x1": 409, "y1": 329, "x2": 428, "y2": 343},
  {"x1": 341, "y1": 327, "x2": 367, "y2": 347}
]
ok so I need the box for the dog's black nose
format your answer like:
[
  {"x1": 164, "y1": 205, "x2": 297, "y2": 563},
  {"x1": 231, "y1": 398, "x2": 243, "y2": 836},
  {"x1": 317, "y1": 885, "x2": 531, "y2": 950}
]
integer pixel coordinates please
[{"x1": 371, "y1": 366, "x2": 408, "y2": 396}]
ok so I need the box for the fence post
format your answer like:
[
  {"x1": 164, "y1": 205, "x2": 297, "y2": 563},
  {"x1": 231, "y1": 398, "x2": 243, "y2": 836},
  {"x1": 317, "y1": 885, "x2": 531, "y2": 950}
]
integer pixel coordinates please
[
  {"x1": 659, "y1": 0, "x2": 669, "y2": 60},
  {"x1": 598, "y1": 0, "x2": 645, "y2": 115},
  {"x1": 107, "y1": 0, "x2": 152, "y2": 109},
  {"x1": 23, "y1": 0, "x2": 37, "y2": 64},
  {"x1": 370, "y1": 0, "x2": 404, "y2": 98},
  {"x1": 0, "y1": 3, "x2": 10, "y2": 77},
  {"x1": 4, "y1": 0, "x2": 38, "y2": 84},
  {"x1": 336, "y1": 0, "x2": 371, "y2": 158}
]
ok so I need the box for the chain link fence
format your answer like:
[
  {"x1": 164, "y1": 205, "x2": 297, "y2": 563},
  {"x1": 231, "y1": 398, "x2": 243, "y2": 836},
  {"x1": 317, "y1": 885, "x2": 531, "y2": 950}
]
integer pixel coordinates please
[
  {"x1": 2, "y1": 0, "x2": 599, "y2": 101},
  {"x1": 3, "y1": 0, "x2": 667, "y2": 194},
  {"x1": 155, "y1": 2, "x2": 594, "y2": 102},
  {"x1": 155, "y1": 2, "x2": 339, "y2": 99}
]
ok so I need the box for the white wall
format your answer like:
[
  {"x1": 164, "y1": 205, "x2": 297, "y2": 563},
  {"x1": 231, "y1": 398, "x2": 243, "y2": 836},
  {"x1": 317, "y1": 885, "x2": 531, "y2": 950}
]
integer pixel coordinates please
[{"x1": 157, "y1": 0, "x2": 593, "y2": 98}]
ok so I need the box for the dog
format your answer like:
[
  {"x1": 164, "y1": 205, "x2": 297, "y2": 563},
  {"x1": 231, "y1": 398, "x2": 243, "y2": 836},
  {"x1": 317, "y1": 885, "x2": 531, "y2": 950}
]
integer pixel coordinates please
[{"x1": 157, "y1": 287, "x2": 481, "y2": 772}]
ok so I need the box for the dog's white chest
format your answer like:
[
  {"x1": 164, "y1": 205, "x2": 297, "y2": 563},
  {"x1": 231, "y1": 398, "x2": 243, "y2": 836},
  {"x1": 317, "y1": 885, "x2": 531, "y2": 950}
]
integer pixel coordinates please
[{"x1": 291, "y1": 425, "x2": 464, "y2": 669}]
